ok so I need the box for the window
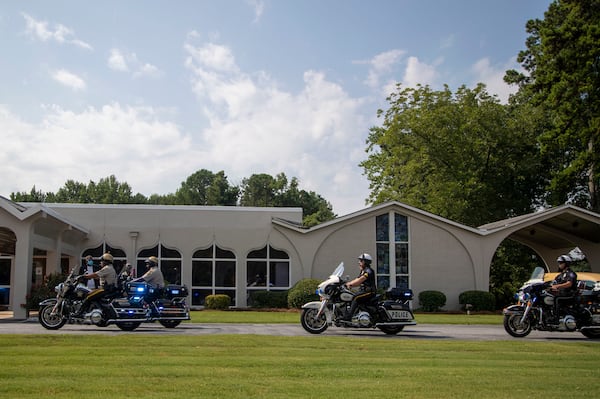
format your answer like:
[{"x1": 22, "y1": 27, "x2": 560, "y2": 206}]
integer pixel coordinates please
[
  {"x1": 247, "y1": 245, "x2": 290, "y2": 290},
  {"x1": 0, "y1": 257, "x2": 11, "y2": 307},
  {"x1": 137, "y1": 244, "x2": 182, "y2": 284},
  {"x1": 191, "y1": 245, "x2": 236, "y2": 307},
  {"x1": 376, "y1": 212, "x2": 409, "y2": 289}
]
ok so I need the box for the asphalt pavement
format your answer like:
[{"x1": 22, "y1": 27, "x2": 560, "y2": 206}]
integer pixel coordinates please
[{"x1": 0, "y1": 312, "x2": 597, "y2": 342}]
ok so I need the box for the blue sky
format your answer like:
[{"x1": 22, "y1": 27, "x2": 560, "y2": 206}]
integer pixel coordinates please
[{"x1": 0, "y1": 0, "x2": 551, "y2": 216}]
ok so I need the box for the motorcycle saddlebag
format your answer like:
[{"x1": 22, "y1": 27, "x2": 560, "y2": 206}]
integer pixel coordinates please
[
  {"x1": 163, "y1": 284, "x2": 189, "y2": 299},
  {"x1": 386, "y1": 287, "x2": 413, "y2": 301}
]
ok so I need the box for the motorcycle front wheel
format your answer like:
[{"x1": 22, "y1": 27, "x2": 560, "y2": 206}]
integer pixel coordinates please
[
  {"x1": 116, "y1": 321, "x2": 141, "y2": 331},
  {"x1": 38, "y1": 304, "x2": 67, "y2": 330},
  {"x1": 503, "y1": 314, "x2": 532, "y2": 337},
  {"x1": 300, "y1": 308, "x2": 328, "y2": 334},
  {"x1": 159, "y1": 320, "x2": 182, "y2": 328},
  {"x1": 377, "y1": 325, "x2": 404, "y2": 335},
  {"x1": 581, "y1": 329, "x2": 600, "y2": 339}
]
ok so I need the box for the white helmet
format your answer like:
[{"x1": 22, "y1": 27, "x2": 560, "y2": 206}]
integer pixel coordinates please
[
  {"x1": 557, "y1": 255, "x2": 572, "y2": 264},
  {"x1": 358, "y1": 253, "x2": 372, "y2": 264}
]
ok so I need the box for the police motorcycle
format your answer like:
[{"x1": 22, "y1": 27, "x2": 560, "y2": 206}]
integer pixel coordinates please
[
  {"x1": 38, "y1": 266, "x2": 190, "y2": 331},
  {"x1": 503, "y1": 266, "x2": 600, "y2": 339},
  {"x1": 300, "y1": 262, "x2": 416, "y2": 335}
]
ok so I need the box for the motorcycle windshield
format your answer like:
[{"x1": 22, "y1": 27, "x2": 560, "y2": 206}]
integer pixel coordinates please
[
  {"x1": 529, "y1": 266, "x2": 545, "y2": 281},
  {"x1": 331, "y1": 262, "x2": 344, "y2": 278}
]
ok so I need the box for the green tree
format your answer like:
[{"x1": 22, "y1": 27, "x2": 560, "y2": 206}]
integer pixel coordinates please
[
  {"x1": 361, "y1": 83, "x2": 544, "y2": 227},
  {"x1": 10, "y1": 186, "x2": 47, "y2": 202},
  {"x1": 504, "y1": 0, "x2": 600, "y2": 211}
]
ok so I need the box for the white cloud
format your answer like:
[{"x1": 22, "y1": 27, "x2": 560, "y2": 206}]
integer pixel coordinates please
[
  {"x1": 470, "y1": 57, "x2": 518, "y2": 103},
  {"x1": 363, "y1": 49, "x2": 405, "y2": 89},
  {"x1": 22, "y1": 13, "x2": 92, "y2": 50},
  {"x1": 52, "y1": 69, "x2": 86, "y2": 91},
  {"x1": 108, "y1": 48, "x2": 162, "y2": 79},
  {"x1": 108, "y1": 49, "x2": 129, "y2": 71},
  {"x1": 246, "y1": 0, "x2": 265, "y2": 23},
  {"x1": 184, "y1": 39, "x2": 371, "y2": 215},
  {"x1": 0, "y1": 103, "x2": 193, "y2": 197},
  {"x1": 403, "y1": 56, "x2": 438, "y2": 88}
]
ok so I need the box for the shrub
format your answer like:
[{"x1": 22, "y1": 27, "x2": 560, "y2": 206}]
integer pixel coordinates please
[
  {"x1": 287, "y1": 278, "x2": 321, "y2": 308},
  {"x1": 459, "y1": 290, "x2": 496, "y2": 312},
  {"x1": 205, "y1": 294, "x2": 231, "y2": 310},
  {"x1": 249, "y1": 290, "x2": 289, "y2": 308},
  {"x1": 418, "y1": 290, "x2": 446, "y2": 312},
  {"x1": 25, "y1": 272, "x2": 66, "y2": 310}
]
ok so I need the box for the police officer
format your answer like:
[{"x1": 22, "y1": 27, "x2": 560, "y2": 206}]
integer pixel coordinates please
[
  {"x1": 343, "y1": 253, "x2": 376, "y2": 321},
  {"x1": 550, "y1": 254, "x2": 578, "y2": 320}
]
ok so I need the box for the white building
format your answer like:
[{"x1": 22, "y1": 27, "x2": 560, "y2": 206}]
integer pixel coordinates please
[{"x1": 1, "y1": 195, "x2": 599, "y2": 319}]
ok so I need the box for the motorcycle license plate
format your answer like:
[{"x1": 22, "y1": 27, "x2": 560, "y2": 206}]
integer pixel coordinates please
[{"x1": 389, "y1": 310, "x2": 411, "y2": 319}]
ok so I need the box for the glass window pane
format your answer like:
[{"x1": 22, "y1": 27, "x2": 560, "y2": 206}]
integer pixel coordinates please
[
  {"x1": 138, "y1": 246, "x2": 158, "y2": 258},
  {"x1": 193, "y1": 247, "x2": 213, "y2": 258},
  {"x1": 248, "y1": 246, "x2": 267, "y2": 259},
  {"x1": 192, "y1": 288, "x2": 213, "y2": 306},
  {"x1": 377, "y1": 276, "x2": 390, "y2": 290},
  {"x1": 160, "y1": 244, "x2": 181, "y2": 258},
  {"x1": 162, "y1": 259, "x2": 181, "y2": 285},
  {"x1": 247, "y1": 261, "x2": 267, "y2": 286},
  {"x1": 376, "y1": 214, "x2": 389, "y2": 241},
  {"x1": 0, "y1": 259, "x2": 11, "y2": 285},
  {"x1": 215, "y1": 261, "x2": 236, "y2": 287},
  {"x1": 269, "y1": 246, "x2": 289, "y2": 259},
  {"x1": 269, "y1": 261, "x2": 289, "y2": 287},
  {"x1": 192, "y1": 260, "x2": 212, "y2": 286},
  {"x1": 82, "y1": 245, "x2": 103, "y2": 258},
  {"x1": 395, "y1": 243, "x2": 409, "y2": 274},
  {"x1": 215, "y1": 246, "x2": 235, "y2": 259},
  {"x1": 376, "y1": 243, "x2": 389, "y2": 274},
  {"x1": 395, "y1": 275, "x2": 409, "y2": 290},
  {"x1": 394, "y1": 213, "x2": 408, "y2": 242},
  {"x1": 105, "y1": 244, "x2": 126, "y2": 258}
]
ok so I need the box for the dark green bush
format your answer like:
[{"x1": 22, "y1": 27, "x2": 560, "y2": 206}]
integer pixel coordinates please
[
  {"x1": 418, "y1": 290, "x2": 446, "y2": 312},
  {"x1": 459, "y1": 290, "x2": 496, "y2": 311},
  {"x1": 25, "y1": 272, "x2": 66, "y2": 310},
  {"x1": 205, "y1": 294, "x2": 231, "y2": 310},
  {"x1": 249, "y1": 290, "x2": 289, "y2": 308},
  {"x1": 287, "y1": 278, "x2": 321, "y2": 308}
]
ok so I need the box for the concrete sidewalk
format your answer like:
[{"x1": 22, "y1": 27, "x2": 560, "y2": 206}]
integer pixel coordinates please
[{"x1": 0, "y1": 311, "x2": 37, "y2": 323}]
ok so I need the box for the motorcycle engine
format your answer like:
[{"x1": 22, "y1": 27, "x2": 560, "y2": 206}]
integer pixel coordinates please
[
  {"x1": 352, "y1": 311, "x2": 372, "y2": 327},
  {"x1": 560, "y1": 315, "x2": 577, "y2": 331},
  {"x1": 543, "y1": 296, "x2": 554, "y2": 306},
  {"x1": 340, "y1": 292, "x2": 354, "y2": 302}
]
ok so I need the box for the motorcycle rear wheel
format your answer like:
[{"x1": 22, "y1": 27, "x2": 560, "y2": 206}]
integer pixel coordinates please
[
  {"x1": 38, "y1": 304, "x2": 67, "y2": 330},
  {"x1": 159, "y1": 320, "x2": 182, "y2": 328},
  {"x1": 503, "y1": 314, "x2": 532, "y2": 337},
  {"x1": 377, "y1": 325, "x2": 404, "y2": 335},
  {"x1": 300, "y1": 308, "x2": 328, "y2": 334}
]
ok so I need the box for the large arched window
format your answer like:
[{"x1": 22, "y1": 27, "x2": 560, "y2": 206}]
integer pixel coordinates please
[
  {"x1": 246, "y1": 245, "x2": 290, "y2": 290},
  {"x1": 191, "y1": 245, "x2": 236, "y2": 307},
  {"x1": 137, "y1": 244, "x2": 182, "y2": 285},
  {"x1": 376, "y1": 212, "x2": 410, "y2": 290}
]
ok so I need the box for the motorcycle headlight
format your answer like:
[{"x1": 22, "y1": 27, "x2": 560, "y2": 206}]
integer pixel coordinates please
[
  {"x1": 516, "y1": 292, "x2": 530, "y2": 302},
  {"x1": 55, "y1": 283, "x2": 64, "y2": 293}
]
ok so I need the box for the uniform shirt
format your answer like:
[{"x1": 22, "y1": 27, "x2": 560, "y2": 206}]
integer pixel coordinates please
[
  {"x1": 555, "y1": 268, "x2": 577, "y2": 294},
  {"x1": 96, "y1": 265, "x2": 117, "y2": 287},
  {"x1": 358, "y1": 266, "x2": 376, "y2": 292},
  {"x1": 140, "y1": 266, "x2": 165, "y2": 288}
]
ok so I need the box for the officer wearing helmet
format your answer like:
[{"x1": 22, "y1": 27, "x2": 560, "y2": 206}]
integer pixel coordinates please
[
  {"x1": 550, "y1": 254, "x2": 578, "y2": 321},
  {"x1": 551, "y1": 255, "x2": 577, "y2": 294},
  {"x1": 77, "y1": 252, "x2": 118, "y2": 316},
  {"x1": 81, "y1": 252, "x2": 117, "y2": 289},
  {"x1": 133, "y1": 256, "x2": 165, "y2": 289},
  {"x1": 342, "y1": 253, "x2": 376, "y2": 321}
]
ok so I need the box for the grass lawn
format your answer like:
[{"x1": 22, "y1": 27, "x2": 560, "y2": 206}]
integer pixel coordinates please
[
  {"x1": 0, "y1": 334, "x2": 598, "y2": 398},
  {"x1": 189, "y1": 309, "x2": 503, "y2": 325}
]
